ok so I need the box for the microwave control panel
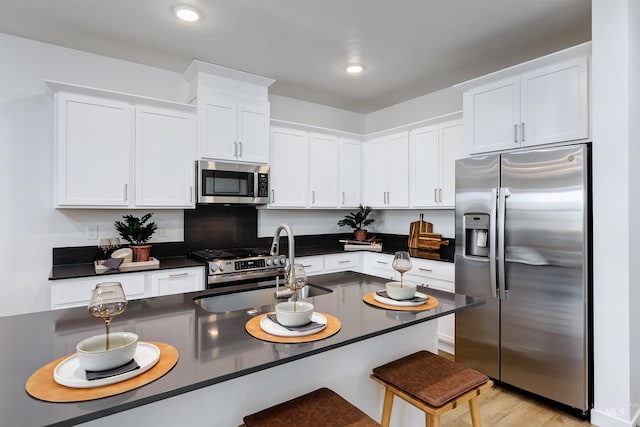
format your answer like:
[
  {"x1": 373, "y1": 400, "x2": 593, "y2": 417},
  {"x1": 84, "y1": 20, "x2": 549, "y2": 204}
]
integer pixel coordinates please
[{"x1": 257, "y1": 173, "x2": 269, "y2": 197}]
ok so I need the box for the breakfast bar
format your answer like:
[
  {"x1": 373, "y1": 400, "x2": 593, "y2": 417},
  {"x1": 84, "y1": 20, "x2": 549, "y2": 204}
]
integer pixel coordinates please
[{"x1": 2, "y1": 271, "x2": 483, "y2": 427}]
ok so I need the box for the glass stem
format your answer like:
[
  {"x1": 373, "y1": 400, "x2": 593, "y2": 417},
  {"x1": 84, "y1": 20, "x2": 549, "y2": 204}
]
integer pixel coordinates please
[
  {"x1": 400, "y1": 272, "x2": 404, "y2": 287},
  {"x1": 105, "y1": 318, "x2": 112, "y2": 351}
]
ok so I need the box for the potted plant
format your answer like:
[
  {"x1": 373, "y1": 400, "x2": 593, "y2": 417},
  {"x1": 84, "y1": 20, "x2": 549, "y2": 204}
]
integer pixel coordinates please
[
  {"x1": 337, "y1": 205, "x2": 375, "y2": 241},
  {"x1": 114, "y1": 213, "x2": 158, "y2": 262}
]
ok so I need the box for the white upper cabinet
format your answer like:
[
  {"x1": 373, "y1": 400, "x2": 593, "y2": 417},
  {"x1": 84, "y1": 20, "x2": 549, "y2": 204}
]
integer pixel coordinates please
[
  {"x1": 54, "y1": 92, "x2": 132, "y2": 207},
  {"x1": 363, "y1": 132, "x2": 409, "y2": 208},
  {"x1": 269, "y1": 126, "x2": 309, "y2": 207},
  {"x1": 49, "y1": 81, "x2": 197, "y2": 209},
  {"x1": 308, "y1": 133, "x2": 339, "y2": 207},
  {"x1": 338, "y1": 138, "x2": 361, "y2": 208},
  {"x1": 198, "y1": 97, "x2": 270, "y2": 163},
  {"x1": 410, "y1": 119, "x2": 464, "y2": 208},
  {"x1": 458, "y1": 44, "x2": 590, "y2": 155},
  {"x1": 135, "y1": 105, "x2": 196, "y2": 207}
]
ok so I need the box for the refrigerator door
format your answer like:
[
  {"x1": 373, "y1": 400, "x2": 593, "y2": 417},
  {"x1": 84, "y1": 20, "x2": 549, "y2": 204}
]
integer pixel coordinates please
[
  {"x1": 500, "y1": 144, "x2": 589, "y2": 410},
  {"x1": 455, "y1": 154, "x2": 500, "y2": 378}
]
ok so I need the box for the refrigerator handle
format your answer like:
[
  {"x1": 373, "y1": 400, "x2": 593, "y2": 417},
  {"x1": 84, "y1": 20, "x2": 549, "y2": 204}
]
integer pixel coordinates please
[
  {"x1": 498, "y1": 187, "x2": 510, "y2": 299},
  {"x1": 489, "y1": 187, "x2": 498, "y2": 298}
]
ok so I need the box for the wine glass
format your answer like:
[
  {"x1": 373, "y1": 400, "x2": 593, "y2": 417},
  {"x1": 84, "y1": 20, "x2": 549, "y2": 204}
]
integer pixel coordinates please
[
  {"x1": 392, "y1": 251, "x2": 412, "y2": 287},
  {"x1": 98, "y1": 238, "x2": 113, "y2": 259},
  {"x1": 88, "y1": 282, "x2": 128, "y2": 350},
  {"x1": 285, "y1": 264, "x2": 307, "y2": 311}
]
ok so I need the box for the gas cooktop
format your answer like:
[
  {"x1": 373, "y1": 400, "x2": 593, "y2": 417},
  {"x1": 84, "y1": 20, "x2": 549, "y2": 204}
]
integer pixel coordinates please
[{"x1": 190, "y1": 247, "x2": 271, "y2": 262}]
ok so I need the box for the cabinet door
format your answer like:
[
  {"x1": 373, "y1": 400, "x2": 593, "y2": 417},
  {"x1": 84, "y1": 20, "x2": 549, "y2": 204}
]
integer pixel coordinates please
[
  {"x1": 198, "y1": 98, "x2": 237, "y2": 160},
  {"x1": 325, "y1": 253, "x2": 360, "y2": 272},
  {"x1": 55, "y1": 93, "x2": 131, "y2": 207},
  {"x1": 309, "y1": 133, "x2": 338, "y2": 207},
  {"x1": 237, "y1": 103, "x2": 270, "y2": 163},
  {"x1": 362, "y1": 138, "x2": 388, "y2": 207},
  {"x1": 520, "y1": 57, "x2": 589, "y2": 146},
  {"x1": 296, "y1": 255, "x2": 325, "y2": 276},
  {"x1": 465, "y1": 77, "x2": 520, "y2": 154},
  {"x1": 269, "y1": 127, "x2": 308, "y2": 207},
  {"x1": 135, "y1": 105, "x2": 196, "y2": 208},
  {"x1": 386, "y1": 132, "x2": 410, "y2": 207},
  {"x1": 51, "y1": 273, "x2": 148, "y2": 310},
  {"x1": 410, "y1": 125, "x2": 440, "y2": 207},
  {"x1": 150, "y1": 267, "x2": 205, "y2": 297},
  {"x1": 362, "y1": 253, "x2": 395, "y2": 280},
  {"x1": 439, "y1": 119, "x2": 465, "y2": 207},
  {"x1": 338, "y1": 138, "x2": 361, "y2": 208}
]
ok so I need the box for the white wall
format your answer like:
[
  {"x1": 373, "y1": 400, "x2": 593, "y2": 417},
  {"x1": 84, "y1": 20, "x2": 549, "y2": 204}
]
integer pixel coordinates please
[
  {"x1": 0, "y1": 33, "x2": 189, "y2": 316},
  {"x1": 364, "y1": 87, "x2": 462, "y2": 134},
  {"x1": 590, "y1": 1, "x2": 640, "y2": 426}
]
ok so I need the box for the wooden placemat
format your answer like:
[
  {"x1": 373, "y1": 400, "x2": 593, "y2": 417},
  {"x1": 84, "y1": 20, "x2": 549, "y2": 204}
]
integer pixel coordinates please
[
  {"x1": 25, "y1": 341, "x2": 178, "y2": 403},
  {"x1": 363, "y1": 292, "x2": 439, "y2": 311},
  {"x1": 246, "y1": 313, "x2": 341, "y2": 343}
]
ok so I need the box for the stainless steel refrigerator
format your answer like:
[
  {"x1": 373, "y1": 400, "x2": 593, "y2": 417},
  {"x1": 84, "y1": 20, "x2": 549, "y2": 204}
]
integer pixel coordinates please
[{"x1": 454, "y1": 143, "x2": 591, "y2": 414}]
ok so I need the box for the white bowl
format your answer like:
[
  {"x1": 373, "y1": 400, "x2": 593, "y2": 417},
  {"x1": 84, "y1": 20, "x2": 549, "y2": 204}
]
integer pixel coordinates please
[
  {"x1": 385, "y1": 281, "x2": 417, "y2": 300},
  {"x1": 275, "y1": 301, "x2": 314, "y2": 327},
  {"x1": 76, "y1": 332, "x2": 138, "y2": 372},
  {"x1": 111, "y1": 248, "x2": 133, "y2": 263}
]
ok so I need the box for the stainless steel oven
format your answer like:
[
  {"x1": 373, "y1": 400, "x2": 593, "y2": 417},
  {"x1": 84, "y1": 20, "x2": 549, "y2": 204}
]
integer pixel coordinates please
[{"x1": 196, "y1": 160, "x2": 269, "y2": 205}]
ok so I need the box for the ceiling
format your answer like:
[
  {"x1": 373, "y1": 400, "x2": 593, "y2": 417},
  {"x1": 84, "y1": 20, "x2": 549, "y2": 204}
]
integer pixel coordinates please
[{"x1": 0, "y1": 0, "x2": 591, "y2": 113}]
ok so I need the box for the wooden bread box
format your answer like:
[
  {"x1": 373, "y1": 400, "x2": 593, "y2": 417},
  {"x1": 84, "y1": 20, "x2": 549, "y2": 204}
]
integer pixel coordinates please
[{"x1": 408, "y1": 214, "x2": 449, "y2": 251}]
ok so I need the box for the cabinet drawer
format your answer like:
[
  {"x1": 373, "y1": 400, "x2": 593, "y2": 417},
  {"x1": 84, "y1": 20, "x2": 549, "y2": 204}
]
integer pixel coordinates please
[
  {"x1": 364, "y1": 253, "x2": 395, "y2": 280},
  {"x1": 325, "y1": 253, "x2": 360, "y2": 272},
  {"x1": 296, "y1": 256, "x2": 325, "y2": 276},
  {"x1": 409, "y1": 258, "x2": 454, "y2": 281},
  {"x1": 150, "y1": 267, "x2": 205, "y2": 297},
  {"x1": 51, "y1": 273, "x2": 148, "y2": 309}
]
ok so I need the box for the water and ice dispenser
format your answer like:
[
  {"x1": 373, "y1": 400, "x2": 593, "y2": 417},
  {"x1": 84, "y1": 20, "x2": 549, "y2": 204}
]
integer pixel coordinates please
[{"x1": 463, "y1": 213, "x2": 490, "y2": 258}]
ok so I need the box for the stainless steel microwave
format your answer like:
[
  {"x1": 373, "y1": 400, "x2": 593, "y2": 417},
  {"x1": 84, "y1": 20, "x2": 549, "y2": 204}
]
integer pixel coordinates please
[{"x1": 196, "y1": 160, "x2": 269, "y2": 205}]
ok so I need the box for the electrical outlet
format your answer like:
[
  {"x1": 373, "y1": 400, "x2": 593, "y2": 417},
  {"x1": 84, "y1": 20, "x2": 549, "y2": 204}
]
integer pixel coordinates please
[{"x1": 86, "y1": 225, "x2": 98, "y2": 240}]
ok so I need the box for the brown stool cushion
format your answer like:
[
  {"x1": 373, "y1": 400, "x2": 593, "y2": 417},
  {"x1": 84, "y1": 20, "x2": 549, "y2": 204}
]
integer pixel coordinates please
[
  {"x1": 372, "y1": 350, "x2": 489, "y2": 407},
  {"x1": 243, "y1": 387, "x2": 381, "y2": 427}
]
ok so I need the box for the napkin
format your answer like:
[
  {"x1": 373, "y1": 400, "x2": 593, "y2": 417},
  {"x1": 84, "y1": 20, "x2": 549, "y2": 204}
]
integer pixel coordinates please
[
  {"x1": 85, "y1": 359, "x2": 140, "y2": 381},
  {"x1": 266, "y1": 314, "x2": 325, "y2": 332},
  {"x1": 376, "y1": 290, "x2": 428, "y2": 303},
  {"x1": 101, "y1": 257, "x2": 124, "y2": 270}
]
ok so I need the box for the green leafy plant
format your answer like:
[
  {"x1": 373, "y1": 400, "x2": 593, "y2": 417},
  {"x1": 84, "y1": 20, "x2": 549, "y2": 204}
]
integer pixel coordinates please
[
  {"x1": 337, "y1": 205, "x2": 375, "y2": 231},
  {"x1": 114, "y1": 213, "x2": 157, "y2": 246}
]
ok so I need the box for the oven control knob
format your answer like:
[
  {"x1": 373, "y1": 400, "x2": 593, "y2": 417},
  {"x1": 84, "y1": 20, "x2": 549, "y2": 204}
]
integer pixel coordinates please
[
  {"x1": 218, "y1": 264, "x2": 225, "y2": 272},
  {"x1": 279, "y1": 255, "x2": 287, "y2": 265},
  {"x1": 272, "y1": 257, "x2": 280, "y2": 266},
  {"x1": 266, "y1": 258, "x2": 273, "y2": 266},
  {"x1": 210, "y1": 263, "x2": 218, "y2": 273}
]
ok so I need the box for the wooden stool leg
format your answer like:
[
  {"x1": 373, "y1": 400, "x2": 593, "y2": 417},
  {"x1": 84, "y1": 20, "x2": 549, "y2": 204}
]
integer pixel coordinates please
[
  {"x1": 426, "y1": 413, "x2": 441, "y2": 427},
  {"x1": 469, "y1": 396, "x2": 482, "y2": 427},
  {"x1": 381, "y1": 388, "x2": 395, "y2": 427}
]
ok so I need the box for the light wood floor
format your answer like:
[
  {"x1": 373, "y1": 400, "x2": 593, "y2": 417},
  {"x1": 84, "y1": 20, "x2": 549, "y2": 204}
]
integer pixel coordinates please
[{"x1": 437, "y1": 352, "x2": 594, "y2": 426}]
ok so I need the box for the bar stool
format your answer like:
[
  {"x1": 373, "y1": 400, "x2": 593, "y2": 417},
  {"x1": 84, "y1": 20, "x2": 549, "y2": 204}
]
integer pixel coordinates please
[
  {"x1": 241, "y1": 387, "x2": 381, "y2": 427},
  {"x1": 370, "y1": 350, "x2": 493, "y2": 427}
]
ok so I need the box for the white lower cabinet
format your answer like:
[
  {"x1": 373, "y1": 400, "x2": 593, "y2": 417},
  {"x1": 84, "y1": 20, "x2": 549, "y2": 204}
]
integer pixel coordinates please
[
  {"x1": 324, "y1": 252, "x2": 360, "y2": 272},
  {"x1": 51, "y1": 267, "x2": 205, "y2": 309},
  {"x1": 361, "y1": 253, "x2": 455, "y2": 354},
  {"x1": 150, "y1": 267, "x2": 205, "y2": 297},
  {"x1": 296, "y1": 256, "x2": 325, "y2": 276}
]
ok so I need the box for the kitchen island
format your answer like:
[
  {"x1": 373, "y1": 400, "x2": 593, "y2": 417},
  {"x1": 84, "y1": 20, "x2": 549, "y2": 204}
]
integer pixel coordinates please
[{"x1": 3, "y1": 271, "x2": 483, "y2": 427}]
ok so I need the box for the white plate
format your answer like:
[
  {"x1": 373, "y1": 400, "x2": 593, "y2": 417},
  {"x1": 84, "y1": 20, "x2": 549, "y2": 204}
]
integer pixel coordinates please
[
  {"x1": 260, "y1": 313, "x2": 327, "y2": 337},
  {"x1": 53, "y1": 342, "x2": 160, "y2": 388},
  {"x1": 374, "y1": 291, "x2": 429, "y2": 307}
]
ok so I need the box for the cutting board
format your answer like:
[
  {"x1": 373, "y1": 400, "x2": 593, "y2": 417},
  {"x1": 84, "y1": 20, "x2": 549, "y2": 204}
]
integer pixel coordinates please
[{"x1": 408, "y1": 214, "x2": 449, "y2": 251}]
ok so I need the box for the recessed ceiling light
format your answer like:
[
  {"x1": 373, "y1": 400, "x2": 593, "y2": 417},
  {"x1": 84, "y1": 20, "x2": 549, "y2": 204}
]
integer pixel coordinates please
[
  {"x1": 175, "y1": 5, "x2": 200, "y2": 22},
  {"x1": 345, "y1": 64, "x2": 364, "y2": 74}
]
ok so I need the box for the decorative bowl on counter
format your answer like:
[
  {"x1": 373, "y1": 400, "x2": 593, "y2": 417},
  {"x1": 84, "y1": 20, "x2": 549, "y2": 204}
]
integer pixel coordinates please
[
  {"x1": 111, "y1": 248, "x2": 133, "y2": 263},
  {"x1": 385, "y1": 281, "x2": 417, "y2": 300},
  {"x1": 76, "y1": 332, "x2": 138, "y2": 371},
  {"x1": 275, "y1": 301, "x2": 314, "y2": 327}
]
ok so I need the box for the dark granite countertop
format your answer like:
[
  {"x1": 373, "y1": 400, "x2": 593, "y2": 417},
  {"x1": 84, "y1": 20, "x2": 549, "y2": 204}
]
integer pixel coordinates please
[
  {"x1": 49, "y1": 256, "x2": 206, "y2": 280},
  {"x1": 3, "y1": 271, "x2": 482, "y2": 427}
]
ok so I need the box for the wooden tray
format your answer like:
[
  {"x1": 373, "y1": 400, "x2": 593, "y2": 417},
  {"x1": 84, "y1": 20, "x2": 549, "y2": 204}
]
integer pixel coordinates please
[
  {"x1": 95, "y1": 257, "x2": 160, "y2": 273},
  {"x1": 25, "y1": 342, "x2": 178, "y2": 403}
]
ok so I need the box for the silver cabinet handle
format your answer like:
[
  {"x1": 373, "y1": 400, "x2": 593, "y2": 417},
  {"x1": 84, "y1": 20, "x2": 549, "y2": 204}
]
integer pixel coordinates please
[
  {"x1": 169, "y1": 273, "x2": 189, "y2": 278},
  {"x1": 338, "y1": 260, "x2": 350, "y2": 264},
  {"x1": 312, "y1": 190, "x2": 315, "y2": 204},
  {"x1": 234, "y1": 141, "x2": 238, "y2": 157},
  {"x1": 514, "y1": 124, "x2": 518, "y2": 143},
  {"x1": 521, "y1": 122, "x2": 525, "y2": 142},
  {"x1": 439, "y1": 188, "x2": 442, "y2": 203},
  {"x1": 124, "y1": 184, "x2": 128, "y2": 202},
  {"x1": 302, "y1": 264, "x2": 313, "y2": 268},
  {"x1": 189, "y1": 186, "x2": 193, "y2": 203},
  {"x1": 434, "y1": 188, "x2": 438, "y2": 203},
  {"x1": 342, "y1": 192, "x2": 345, "y2": 205},
  {"x1": 271, "y1": 189, "x2": 275, "y2": 203},
  {"x1": 376, "y1": 260, "x2": 388, "y2": 265},
  {"x1": 239, "y1": 141, "x2": 243, "y2": 157},
  {"x1": 418, "y1": 268, "x2": 432, "y2": 272}
]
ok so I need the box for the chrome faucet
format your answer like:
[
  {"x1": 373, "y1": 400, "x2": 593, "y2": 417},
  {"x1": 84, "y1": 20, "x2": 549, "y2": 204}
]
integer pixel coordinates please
[{"x1": 270, "y1": 224, "x2": 296, "y2": 298}]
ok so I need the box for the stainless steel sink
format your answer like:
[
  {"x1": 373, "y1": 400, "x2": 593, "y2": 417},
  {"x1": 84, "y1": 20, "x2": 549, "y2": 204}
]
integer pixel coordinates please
[{"x1": 193, "y1": 284, "x2": 333, "y2": 313}]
